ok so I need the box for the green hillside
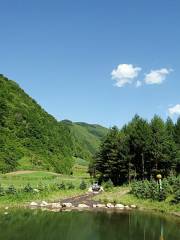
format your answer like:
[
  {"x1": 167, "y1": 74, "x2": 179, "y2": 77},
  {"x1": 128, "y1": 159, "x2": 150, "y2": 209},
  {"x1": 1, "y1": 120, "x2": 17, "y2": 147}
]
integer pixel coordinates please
[
  {"x1": 0, "y1": 75, "x2": 108, "y2": 174},
  {"x1": 61, "y1": 120, "x2": 108, "y2": 161},
  {"x1": 0, "y1": 74, "x2": 75, "y2": 173}
]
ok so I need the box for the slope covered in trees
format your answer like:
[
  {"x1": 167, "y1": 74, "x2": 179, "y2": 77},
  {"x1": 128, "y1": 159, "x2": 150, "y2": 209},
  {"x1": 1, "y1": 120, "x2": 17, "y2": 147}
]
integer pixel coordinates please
[
  {"x1": 61, "y1": 120, "x2": 108, "y2": 161},
  {"x1": 94, "y1": 115, "x2": 180, "y2": 185},
  {"x1": 0, "y1": 75, "x2": 108, "y2": 173}
]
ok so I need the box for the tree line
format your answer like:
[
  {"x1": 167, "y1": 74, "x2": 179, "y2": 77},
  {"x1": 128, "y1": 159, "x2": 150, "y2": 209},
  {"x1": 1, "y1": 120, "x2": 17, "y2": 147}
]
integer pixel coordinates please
[{"x1": 93, "y1": 115, "x2": 180, "y2": 185}]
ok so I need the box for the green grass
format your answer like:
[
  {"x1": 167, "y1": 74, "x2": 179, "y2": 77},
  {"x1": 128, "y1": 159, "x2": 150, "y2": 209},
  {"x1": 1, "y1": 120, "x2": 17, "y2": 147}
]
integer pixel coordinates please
[
  {"x1": 94, "y1": 186, "x2": 180, "y2": 214},
  {"x1": 0, "y1": 162, "x2": 90, "y2": 208}
]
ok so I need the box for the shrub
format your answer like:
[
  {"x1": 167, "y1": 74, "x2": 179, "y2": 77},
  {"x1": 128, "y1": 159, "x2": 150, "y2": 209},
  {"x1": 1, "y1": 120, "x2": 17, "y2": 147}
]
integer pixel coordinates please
[
  {"x1": 37, "y1": 182, "x2": 48, "y2": 192},
  {"x1": 0, "y1": 185, "x2": 5, "y2": 196},
  {"x1": 131, "y1": 179, "x2": 168, "y2": 202},
  {"x1": 57, "y1": 182, "x2": 66, "y2": 190},
  {"x1": 103, "y1": 179, "x2": 114, "y2": 190},
  {"x1": 67, "y1": 182, "x2": 75, "y2": 190},
  {"x1": 6, "y1": 185, "x2": 17, "y2": 195},
  {"x1": 79, "y1": 180, "x2": 87, "y2": 190},
  {"x1": 171, "y1": 190, "x2": 180, "y2": 204},
  {"x1": 24, "y1": 183, "x2": 33, "y2": 193}
]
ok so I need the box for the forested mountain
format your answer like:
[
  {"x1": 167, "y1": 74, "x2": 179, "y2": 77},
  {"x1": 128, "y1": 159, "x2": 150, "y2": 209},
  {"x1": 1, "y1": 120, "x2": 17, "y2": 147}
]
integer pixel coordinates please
[
  {"x1": 61, "y1": 120, "x2": 108, "y2": 161},
  {"x1": 0, "y1": 75, "x2": 108, "y2": 173}
]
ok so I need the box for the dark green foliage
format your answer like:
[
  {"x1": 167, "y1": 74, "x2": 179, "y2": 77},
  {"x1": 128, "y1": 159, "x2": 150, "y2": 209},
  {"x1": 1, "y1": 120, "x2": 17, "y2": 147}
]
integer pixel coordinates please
[
  {"x1": 6, "y1": 185, "x2": 17, "y2": 195},
  {"x1": 94, "y1": 114, "x2": 179, "y2": 185},
  {"x1": 131, "y1": 180, "x2": 167, "y2": 201},
  {"x1": 0, "y1": 185, "x2": 5, "y2": 196},
  {"x1": 67, "y1": 182, "x2": 75, "y2": 190},
  {"x1": 79, "y1": 180, "x2": 87, "y2": 190},
  {"x1": 103, "y1": 179, "x2": 114, "y2": 190},
  {"x1": 171, "y1": 190, "x2": 180, "y2": 204},
  {"x1": 131, "y1": 177, "x2": 179, "y2": 202},
  {"x1": 57, "y1": 182, "x2": 66, "y2": 190},
  {"x1": 23, "y1": 183, "x2": 33, "y2": 193}
]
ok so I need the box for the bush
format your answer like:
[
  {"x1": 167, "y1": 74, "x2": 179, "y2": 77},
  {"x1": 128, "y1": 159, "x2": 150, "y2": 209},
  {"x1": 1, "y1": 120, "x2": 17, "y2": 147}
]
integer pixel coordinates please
[
  {"x1": 37, "y1": 182, "x2": 48, "y2": 192},
  {"x1": 79, "y1": 180, "x2": 87, "y2": 190},
  {"x1": 0, "y1": 185, "x2": 5, "y2": 196},
  {"x1": 171, "y1": 190, "x2": 180, "y2": 204},
  {"x1": 57, "y1": 182, "x2": 66, "y2": 190},
  {"x1": 103, "y1": 179, "x2": 114, "y2": 190},
  {"x1": 131, "y1": 179, "x2": 168, "y2": 202},
  {"x1": 24, "y1": 183, "x2": 33, "y2": 193},
  {"x1": 6, "y1": 185, "x2": 17, "y2": 195},
  {"x1": 67, "y1": 182, "x2": 75, "y2": 190}
]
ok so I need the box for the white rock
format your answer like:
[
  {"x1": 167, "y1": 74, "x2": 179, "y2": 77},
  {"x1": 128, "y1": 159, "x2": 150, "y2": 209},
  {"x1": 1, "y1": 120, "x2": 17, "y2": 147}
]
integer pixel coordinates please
[
  {"x1": 130, "y1": 204, "x2": 137, "y2": 208},
  {"x1": 78, "y1": 204, "x2": 90, "y2": 208},
  {"x1": 51, "y1": 203, "x2": 61, "y2": 208},
  {"x1": 93, "y1": 204, "x2": 98, "y2": 208},
  {"x1": 124, "y1": 205, "x2": 131, "y2": 209},
  {"x1": 4, "y1": 212, "x2": 8, "y2": 215},
  {"x1": 33, "y1": 189, "x2": 40, "y2": 193},
  {"x1": 96, "y1": 204, "x2": 106, "y2": 208},
  {"x1": 40, "y1": 201, "x2": 49, "y2": 207},
  {"x1": 30, "y1": 202, "x2": 38, "y2": 206},
  {"x1": 5, "y1": 207, "x2": 9, "y2": 210},
  {"x1": 106, "y1": 203, "x2": 114, "y2": 208},
  {"x1": 115, "y1": 204, "x2": 124, "y2": 209},
  {"x1": 62, "y1": 202, "x2": 73, "y2": 208}
]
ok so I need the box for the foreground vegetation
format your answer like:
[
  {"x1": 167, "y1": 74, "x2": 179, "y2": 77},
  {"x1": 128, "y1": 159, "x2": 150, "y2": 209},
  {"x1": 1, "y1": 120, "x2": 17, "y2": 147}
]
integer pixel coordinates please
[
  {"x1": 0, "y1": 162, "x2": 90, "y2": 207},
  {"x1": 94, "y1": 176, "x2": 180, "y2": 214}
]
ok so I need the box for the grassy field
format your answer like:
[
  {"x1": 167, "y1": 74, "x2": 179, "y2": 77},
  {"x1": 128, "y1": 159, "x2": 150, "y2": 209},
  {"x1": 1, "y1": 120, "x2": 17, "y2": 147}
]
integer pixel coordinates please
[
  {"x1": 0, "y1": 161, "x2": 91, "y2": 208},
  {"x1": 94, "y1": 186, "x2": 180, "y2": 214}
]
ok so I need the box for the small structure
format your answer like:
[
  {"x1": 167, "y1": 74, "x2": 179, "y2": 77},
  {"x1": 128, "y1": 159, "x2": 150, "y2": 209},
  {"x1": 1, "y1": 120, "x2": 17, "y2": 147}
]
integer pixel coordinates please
[{"x1": 88, "y1": 183, "x2": 104, "y2": 193}]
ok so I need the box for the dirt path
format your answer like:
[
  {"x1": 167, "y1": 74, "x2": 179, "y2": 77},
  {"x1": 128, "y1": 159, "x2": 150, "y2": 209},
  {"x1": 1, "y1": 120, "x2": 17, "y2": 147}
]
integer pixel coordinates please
[
  {"x1": 5, "y1": 170, "x2": 60, "y2": 176},
  {"x1": 60, "y1": 192, "x2": 101, "y2": 207},
  {"x1": 60, "y1": 189, "x2": 130, "y2": 207}
]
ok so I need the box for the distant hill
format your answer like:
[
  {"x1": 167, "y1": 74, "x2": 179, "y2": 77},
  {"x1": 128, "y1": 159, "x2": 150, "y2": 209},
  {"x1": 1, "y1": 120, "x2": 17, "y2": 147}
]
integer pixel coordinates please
[
  {"x1": 61, "y1": 120, "x2": 108, "y2": 161},
  {"x1": 0, "y1": 75, "x2": 108, "y2": 173}
]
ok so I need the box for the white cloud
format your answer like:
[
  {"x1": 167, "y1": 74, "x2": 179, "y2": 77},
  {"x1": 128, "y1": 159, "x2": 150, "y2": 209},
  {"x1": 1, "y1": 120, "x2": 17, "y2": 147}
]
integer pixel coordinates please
[
  {"x1": 135, "y1": 80, "x2": 142, "y2": 88},
  {"x1": 168, "y1": 104, "x2": 180, "y2": 116},
  {"x1": 111, "y1": 64, "x2": 141, "y2": 87},
  {"x1": 144, "y1": 68, "x2": 172, "y2": 85}
]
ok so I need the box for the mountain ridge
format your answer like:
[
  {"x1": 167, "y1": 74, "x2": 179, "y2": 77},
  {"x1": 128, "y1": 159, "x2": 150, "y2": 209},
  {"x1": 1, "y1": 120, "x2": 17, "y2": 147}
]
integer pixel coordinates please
[{"x1": 0, "y1": 74, "x2": 108, "y2": 173}]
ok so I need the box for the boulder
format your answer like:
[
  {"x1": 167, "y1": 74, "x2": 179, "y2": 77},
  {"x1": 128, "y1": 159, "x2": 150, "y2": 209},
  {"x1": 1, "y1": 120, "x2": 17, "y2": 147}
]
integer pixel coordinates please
[
  {"x1": 115, "y1": 204, "x2": 124, "y2": 209},
  {"x1": 51, "y1": 203, "x2": 62, "y2": 209},
  {"x1": 130, "y1": 204, "x2": 137, "y2": 208},
  {"x1": 30, "y1": 202, "x2": 38, "y2": 207},
  {"x1": 78, "y1": 204, "x2": 90, "y2": 208},
  {"x1": 124, "y1": 205, "x2": 130, "y2": 210},
  {"x1": 40, "y1": 201, "x2": 49, "y2": 207},
  {"x1": 96, "y1": 204, "x2": 106, "y2": 208},
  {"x1": 33, "y1": 189, "x2": 40, "y2": 193},
  {"x1": 106, "y1": 203, "x2": 114, "y2": 208},
  {"x1": 62, "y1": 202, "x2": 73, "y2": 208}
]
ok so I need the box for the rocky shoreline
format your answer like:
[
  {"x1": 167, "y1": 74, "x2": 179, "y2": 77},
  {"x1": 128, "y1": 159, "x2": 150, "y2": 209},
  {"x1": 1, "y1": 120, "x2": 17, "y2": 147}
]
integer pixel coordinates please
[{"x1": 29, "y1": 192, "x2": 137, "y2": 212}]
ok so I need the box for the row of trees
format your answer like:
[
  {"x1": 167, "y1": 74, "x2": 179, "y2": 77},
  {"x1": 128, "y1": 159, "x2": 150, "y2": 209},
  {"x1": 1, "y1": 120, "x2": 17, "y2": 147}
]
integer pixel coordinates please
[{"x1": 93, "y1": 115, "x2": 180, "y2": 185}]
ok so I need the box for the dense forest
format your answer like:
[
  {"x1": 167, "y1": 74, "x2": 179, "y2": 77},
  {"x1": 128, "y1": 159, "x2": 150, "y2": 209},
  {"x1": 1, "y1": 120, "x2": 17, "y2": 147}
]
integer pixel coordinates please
[
  {"x1": 0, "y1": 74, "x2": 107, "y2": 174},
  {"x1": 93, "y1": 115, "x2": 180, "y2": 185}
]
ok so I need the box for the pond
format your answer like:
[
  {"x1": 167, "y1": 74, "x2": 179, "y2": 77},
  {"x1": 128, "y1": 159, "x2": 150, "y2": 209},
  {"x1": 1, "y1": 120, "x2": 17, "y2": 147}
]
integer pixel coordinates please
[{"x1": 0, "y1": 209, "x2": 179, "y2": 240}]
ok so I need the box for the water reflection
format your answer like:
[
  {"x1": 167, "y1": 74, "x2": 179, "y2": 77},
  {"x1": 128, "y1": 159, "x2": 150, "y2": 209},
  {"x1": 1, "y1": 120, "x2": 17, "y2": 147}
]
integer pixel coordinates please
[{"x1": 0, "y1": 209, "x2": 179, "y2": 240}]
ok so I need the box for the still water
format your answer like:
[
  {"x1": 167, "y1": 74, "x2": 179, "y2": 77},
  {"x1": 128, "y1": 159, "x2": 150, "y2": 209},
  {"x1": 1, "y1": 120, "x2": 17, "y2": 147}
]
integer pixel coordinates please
[{"x1": 0, "y1": 209, "x2": 179, "y2": 240}]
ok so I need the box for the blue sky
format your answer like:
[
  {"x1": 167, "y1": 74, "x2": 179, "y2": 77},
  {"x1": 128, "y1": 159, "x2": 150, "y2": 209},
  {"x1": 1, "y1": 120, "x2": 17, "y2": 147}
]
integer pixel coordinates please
[{"x1": 0, "y1": 0, "x2": 180, "y2": 127}]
